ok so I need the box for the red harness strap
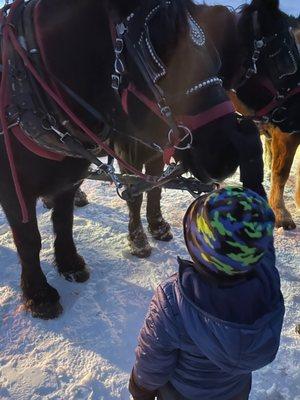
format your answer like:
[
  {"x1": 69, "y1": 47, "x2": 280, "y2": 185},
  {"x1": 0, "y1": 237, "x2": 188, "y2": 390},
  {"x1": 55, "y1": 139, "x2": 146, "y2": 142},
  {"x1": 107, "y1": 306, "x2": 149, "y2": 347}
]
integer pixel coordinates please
[
  {"x1": 255, "y1": 79, "x2": 300, "y2": 118},
  {"x1": 122, "y1": 83, "x2": 235, "y2": 163},
  {"x1": 11, "y1": 126, "x2": 65, "y2": 161},
  {"x1": 0, "y1": 0, "x2": 160, "y2": 222},
  {"x1": 0, "y1": 2, "x2": 30, "y2": 222}
]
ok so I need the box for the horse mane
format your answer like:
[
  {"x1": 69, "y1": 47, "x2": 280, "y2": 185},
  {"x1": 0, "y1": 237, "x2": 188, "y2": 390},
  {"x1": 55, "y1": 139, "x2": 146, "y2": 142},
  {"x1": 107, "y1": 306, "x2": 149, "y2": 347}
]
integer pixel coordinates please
[
  {"x1": 106, "y1": 0, "x2": 191, "y2": 22},
  {"x1": 237, "y1": 0, "x2": 289, "y2": 46},
  {"x1": 105, "y1": 0, "x2": 193, "y2": 57},
  {"x1": 247, "y1": 0, "x2": 279, "y2": 11}
]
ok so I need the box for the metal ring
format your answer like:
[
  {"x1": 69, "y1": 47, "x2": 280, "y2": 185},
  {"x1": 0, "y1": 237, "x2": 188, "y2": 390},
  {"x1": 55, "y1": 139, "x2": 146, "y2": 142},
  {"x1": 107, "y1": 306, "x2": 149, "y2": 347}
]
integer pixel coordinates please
[
  {"x1": 271, "y1": 107, "x2": 287, "y2": 123},
  {"x1": 168, "y1": 125, "x2": 193, "y2": 151},
  {"x1": 41, "y1": 114, "x2": 56, "y2": 130},
  {"x1": 114, "y1": 57, "x2": 125, "y2": 75}
]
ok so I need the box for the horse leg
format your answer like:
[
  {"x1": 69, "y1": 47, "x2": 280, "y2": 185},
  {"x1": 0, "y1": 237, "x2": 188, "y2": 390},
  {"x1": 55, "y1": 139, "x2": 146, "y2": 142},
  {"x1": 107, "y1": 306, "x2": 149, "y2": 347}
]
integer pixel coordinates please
[
  {"x1": 42, "y1": 186, "x2": 88, "y2": 209},
  {"x1": 74, "y1": 187, "x2": 89, "y2": 207},
  {"x1": 115, "y1": 139, "x2": 152, "y2": 258},
  {"x1": 52, "y1": 186, "x2": 90, "y2": 281},
  {"x1": 269, "y1": 129, "x2": 298, "y2": 230},
  {"x1": 126, "y1": 190, "x2": 152, "y2": 258},
  {"x1": 117, "y1": 162, "x2": 151, "y2": 258},
  {"x1": 146, "y1": 159, "x2": 173, "y2": 241},
  {"x1": 2, "y1": 198, "x2": 62, "y2": 319}
]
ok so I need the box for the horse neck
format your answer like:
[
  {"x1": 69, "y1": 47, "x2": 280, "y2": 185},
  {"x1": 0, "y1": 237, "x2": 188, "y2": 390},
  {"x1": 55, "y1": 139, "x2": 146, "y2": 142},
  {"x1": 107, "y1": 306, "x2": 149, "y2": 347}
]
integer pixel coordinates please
[{"x1": 37, "y1": 0, "x2": 115, "y2": 136}]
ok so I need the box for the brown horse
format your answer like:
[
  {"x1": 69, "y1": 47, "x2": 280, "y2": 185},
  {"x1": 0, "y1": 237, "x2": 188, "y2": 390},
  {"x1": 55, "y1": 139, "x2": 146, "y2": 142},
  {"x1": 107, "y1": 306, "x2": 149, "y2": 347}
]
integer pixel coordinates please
[
  {"x1": 109, "y1": 0, "x2": 269, "y2": 258},
  {"x1": 0, "y1": 0, "x2": 261, "y2": 318}
]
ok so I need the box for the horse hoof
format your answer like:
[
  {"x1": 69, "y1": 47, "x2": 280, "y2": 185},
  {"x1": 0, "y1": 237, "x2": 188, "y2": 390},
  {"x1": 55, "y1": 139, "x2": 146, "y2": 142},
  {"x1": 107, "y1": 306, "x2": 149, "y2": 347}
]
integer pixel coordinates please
[
  {"x1": 27, "y1": 299, "x2": 63, "y2": 319},
  {"x1": 130, "y1": 243, "x2": 152, "y2": 258},
  {"x1": 128, "y1": 227, "x2": 152, "y2": 258},
  {"x1": 41, "y1": 196, "x2": 54, "y2": 210},
  {"x1": 57, "y1": 254, "x2": 90, "y2": 282},
  {"x1": 74, "y1": 188, "x2": 89, "y2": 208},
  {"x1": 276, "y1": 219, "x2": 296, "y2": 230},
  {"x1": 148, "y1": 220, "x2": 173, "y2": 242},
  {"x1": 23, "y1": 285, "x2": 62, "y2": 319},
  {"x1": 62, "y1": 267, "x2": 90, "y2": 283}
]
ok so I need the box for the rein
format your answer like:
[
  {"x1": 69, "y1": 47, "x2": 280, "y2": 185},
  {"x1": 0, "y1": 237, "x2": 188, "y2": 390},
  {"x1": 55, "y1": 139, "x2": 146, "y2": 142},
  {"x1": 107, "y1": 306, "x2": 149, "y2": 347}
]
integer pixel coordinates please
[
  {"x1": 233, "y1": 78, "x2": 300, "y2": 126},
  {"x1": 0, "y1": 0, "x2": 160, "y2": 222},
  {"x1": 254, "y1": 81, "x2": 300, "y2": 121}
]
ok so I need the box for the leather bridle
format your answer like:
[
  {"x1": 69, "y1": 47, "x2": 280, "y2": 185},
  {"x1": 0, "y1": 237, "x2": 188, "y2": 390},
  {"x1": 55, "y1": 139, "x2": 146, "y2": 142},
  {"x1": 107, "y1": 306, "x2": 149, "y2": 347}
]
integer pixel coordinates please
[
  {"x1": 235, "y1": 11, "x2": 300, "y2": 129},
  {"x1": 110, "y1": 0, "x2": 234, "y2": 163}
]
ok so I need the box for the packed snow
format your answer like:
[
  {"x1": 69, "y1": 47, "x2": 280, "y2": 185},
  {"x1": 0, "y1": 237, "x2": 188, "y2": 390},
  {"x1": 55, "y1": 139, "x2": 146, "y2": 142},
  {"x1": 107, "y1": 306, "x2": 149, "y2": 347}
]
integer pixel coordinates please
[{"x1": 0, "y1": 144, "x2": 299, "y2": 400}]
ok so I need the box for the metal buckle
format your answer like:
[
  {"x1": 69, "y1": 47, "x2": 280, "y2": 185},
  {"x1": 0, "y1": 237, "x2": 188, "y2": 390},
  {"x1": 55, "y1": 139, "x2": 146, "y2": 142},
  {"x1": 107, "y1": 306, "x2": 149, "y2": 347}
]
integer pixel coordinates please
[
  {"x1": 252, "y1": 49, "x2": 260, "y2": 62},
  {"x1": 111, "y1": 74, "x2": 120, "y2": 91},
  {"x1": 0, "y1": 118, "x2": 20, "y2": 135},
  {"x1": 50, "y1": 125, "x2": 70, "y2": 142},
  {"x1": 157, "y1": 162, "x2": 183, "y2": 182},
  {"x1": 105, "y1": 164, "x2": 122, "y2": 189},
  {"x1": 115, "y1": 38, "x2": 124, "y2": 54},
  {"x1": 262, "y1": 116, "x2": 270, "y2": 124},
  {"x1": 254, "y1": 39, "x2": 265, "y2": 49},
  {"x1": 114, "y1": 57, "x2": 125, "y2": 75},
  {"x1": 157, "y1": 100, "x2": 171, "y2": 117},
  {"x1": 116, "y1": 23, "x2": 127, "y2": 36},
  {"x1": 41, "y1": 114, "x2": 57, "y2": 130}
]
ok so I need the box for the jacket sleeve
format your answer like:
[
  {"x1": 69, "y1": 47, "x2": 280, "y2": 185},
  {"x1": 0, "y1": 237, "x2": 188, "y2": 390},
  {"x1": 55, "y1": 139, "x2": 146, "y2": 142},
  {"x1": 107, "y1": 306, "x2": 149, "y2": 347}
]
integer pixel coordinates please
[
  {"x1": 130, "y1": 283, "x2": 180, "y2": 394},
  {"x1": 129, "y1": 370, "x2": 157, "y2": 400}
]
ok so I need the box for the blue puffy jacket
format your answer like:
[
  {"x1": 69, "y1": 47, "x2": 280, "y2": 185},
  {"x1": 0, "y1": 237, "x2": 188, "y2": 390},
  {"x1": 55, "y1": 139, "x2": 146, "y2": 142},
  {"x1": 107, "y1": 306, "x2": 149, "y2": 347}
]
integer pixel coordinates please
[{"x1": 133, "y1": 255, "x2": 285, "y2": 400}]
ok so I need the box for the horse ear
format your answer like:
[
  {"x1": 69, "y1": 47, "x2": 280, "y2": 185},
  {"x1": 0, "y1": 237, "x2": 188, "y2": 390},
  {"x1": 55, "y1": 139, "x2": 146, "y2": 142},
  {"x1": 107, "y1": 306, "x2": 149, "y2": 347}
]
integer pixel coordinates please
[{"x1": 251, "y1": 0, "x2": 280, "y2": 11}]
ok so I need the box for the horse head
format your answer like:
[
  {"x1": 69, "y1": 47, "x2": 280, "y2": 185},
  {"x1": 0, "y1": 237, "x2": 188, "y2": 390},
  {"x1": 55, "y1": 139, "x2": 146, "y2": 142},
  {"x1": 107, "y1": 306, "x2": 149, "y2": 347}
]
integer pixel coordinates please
[
  {"x1": 109, "y1": 0, "x2": 248, "y2": 186},
  {"x1": 236, "y1": 0, "x2": 300, "y2": 133}
]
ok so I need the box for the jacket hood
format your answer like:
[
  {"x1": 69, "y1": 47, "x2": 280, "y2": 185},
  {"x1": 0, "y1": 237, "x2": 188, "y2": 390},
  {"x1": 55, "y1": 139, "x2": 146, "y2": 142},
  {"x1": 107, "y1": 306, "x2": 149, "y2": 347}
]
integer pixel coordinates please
[{"x1": 175, "y1": 256, "x2": 285, "y2": 375}]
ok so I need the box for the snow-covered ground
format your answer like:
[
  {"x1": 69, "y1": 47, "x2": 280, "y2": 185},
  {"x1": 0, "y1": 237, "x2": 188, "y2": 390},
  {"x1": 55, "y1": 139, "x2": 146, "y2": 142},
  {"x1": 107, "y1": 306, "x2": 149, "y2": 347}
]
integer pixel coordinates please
[{"x1": 0, "y1": 145, "x2": 299, "y2": 400}]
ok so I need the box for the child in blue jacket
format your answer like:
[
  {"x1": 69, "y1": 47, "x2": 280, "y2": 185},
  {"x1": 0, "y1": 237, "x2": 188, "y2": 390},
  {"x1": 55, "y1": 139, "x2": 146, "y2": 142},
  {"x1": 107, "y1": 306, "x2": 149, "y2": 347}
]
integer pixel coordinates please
[{"x1": 129, "y1": 186, "x2": 285, "y2": 400}]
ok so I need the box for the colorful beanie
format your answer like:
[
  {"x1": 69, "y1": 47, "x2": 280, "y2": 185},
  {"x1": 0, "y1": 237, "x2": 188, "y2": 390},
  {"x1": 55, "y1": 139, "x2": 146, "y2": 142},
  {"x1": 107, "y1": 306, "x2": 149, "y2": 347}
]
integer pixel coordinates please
[{"x1": 183, "y1": 186, "x2": 275, "y2": 276}]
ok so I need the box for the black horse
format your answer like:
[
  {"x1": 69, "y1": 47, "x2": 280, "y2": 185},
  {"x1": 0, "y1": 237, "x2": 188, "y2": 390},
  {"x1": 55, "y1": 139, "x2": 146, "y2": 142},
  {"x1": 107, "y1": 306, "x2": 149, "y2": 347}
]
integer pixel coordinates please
[
  {"x1": 106, "y1": 0, "x2": 300, "y2": 258},
  {"x1": 0, "y1": 0, "x2": 263, "y2": 319},
  {"x1": 191, "y1": 0, "x2": 300, "y2": 230},
  {"x1": 190, "y1": 0, "x2": 300, "y2": 132}
]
